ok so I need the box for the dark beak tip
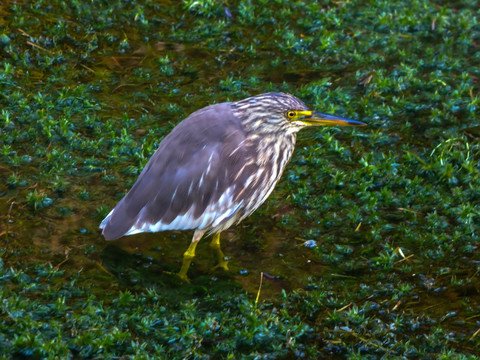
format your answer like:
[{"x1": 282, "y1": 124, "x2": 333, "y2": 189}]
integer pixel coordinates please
[
  {"x1": 311, "y1": 112, "x2": 366, "y2": 126},
  {"x1": 341, "y1": 119, "x2": 367, "y2": 127},
  {"x1": 344, "y1": 119, "x2": 367, "y2": 127}
]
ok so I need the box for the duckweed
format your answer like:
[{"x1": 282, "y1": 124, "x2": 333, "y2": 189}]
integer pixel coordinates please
[{"x1": 0, "y1": 0, "x2": 479, "y2": 358}]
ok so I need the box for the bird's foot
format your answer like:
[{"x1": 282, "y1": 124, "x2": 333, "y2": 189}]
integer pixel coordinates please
[
  {"x1": 209, "y1": 233, "x2": 230, "y2": 273},
  {"x1": 211, "y1": 259, "x2": 229, "y2": 273},
  {"x1": 163, "y1": 270, "x2": 191, "y2": 283},
  {"x1": 176, "y1": 272, "x2": 191, "y2": 283}
]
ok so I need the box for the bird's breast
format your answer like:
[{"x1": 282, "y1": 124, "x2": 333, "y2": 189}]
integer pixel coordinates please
[{"x1": 229, "y1": 133, "x2": 296, "y2": 220}]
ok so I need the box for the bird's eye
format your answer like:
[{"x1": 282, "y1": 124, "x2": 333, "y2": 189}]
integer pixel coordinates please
[{"x1": 286, "y1": 111, "x2": 296, "y2": 119}]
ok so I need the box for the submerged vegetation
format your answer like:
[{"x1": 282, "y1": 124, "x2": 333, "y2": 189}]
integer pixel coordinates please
[{"x1": 0, "y1": 0, "x2": 479, "y2": 358}]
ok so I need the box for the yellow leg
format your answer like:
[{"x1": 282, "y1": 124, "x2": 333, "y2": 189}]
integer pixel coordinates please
[
  {"x1": 210, "y1": 232, "x2": 229, "y2": 272},
  {"x1": 177, "y1": 229, "x2": 205, "y2": 282}
]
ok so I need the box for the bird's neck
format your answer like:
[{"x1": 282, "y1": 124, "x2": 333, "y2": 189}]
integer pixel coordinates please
[{"x1": 252, "y1": 132, "x2": 297, "y2": 178}]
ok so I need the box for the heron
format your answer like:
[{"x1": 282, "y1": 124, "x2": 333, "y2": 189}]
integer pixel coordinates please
[{"x1": 100, "y1": 92, "x2": 365, "y2": 281}]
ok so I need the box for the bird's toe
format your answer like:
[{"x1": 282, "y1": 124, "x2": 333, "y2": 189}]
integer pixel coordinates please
[{"x1": 211, "y1": 259, "x2": 229, "y2": 273}]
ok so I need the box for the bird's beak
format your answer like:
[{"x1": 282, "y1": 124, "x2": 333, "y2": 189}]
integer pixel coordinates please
[{"x1": 298, "y1": 111, "x2": 366, "y2": 127}]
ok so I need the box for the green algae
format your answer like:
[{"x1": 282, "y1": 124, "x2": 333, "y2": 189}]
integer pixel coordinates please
[{"x1": 1, "y1": 0, "x2": 480, "y2": 358}]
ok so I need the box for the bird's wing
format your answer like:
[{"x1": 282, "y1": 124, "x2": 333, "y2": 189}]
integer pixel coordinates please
[{"x1": 101, "y1": 102, "x2": 249, "y2": 240}]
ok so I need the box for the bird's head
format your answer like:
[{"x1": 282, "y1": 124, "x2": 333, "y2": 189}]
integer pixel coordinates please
[{"x1": 233, "y1": 92, "x2": 366, "y2": 135}]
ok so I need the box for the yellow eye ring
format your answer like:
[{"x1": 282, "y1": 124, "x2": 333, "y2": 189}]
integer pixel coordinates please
[{"x1": 286, "y1": 111, "x2": 296, "y2": 119}]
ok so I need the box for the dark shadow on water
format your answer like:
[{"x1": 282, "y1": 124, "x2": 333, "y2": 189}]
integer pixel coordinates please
[
  {"x1": 100, "y1": 221, "x2": 326, "y2": 301},
  {"x1": 101, "y1": 243, "x2": 243, "y2": 300}
]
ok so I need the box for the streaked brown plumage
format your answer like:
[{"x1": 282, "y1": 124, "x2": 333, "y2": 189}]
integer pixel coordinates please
[{"x1": 100, "y1": 92, "x2": 365, "y2": 281}]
